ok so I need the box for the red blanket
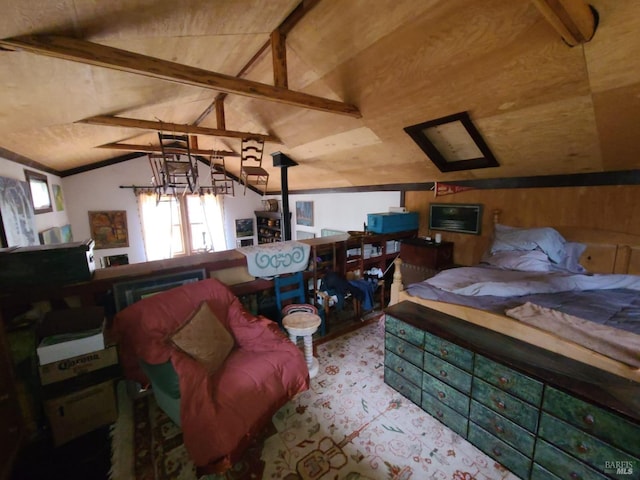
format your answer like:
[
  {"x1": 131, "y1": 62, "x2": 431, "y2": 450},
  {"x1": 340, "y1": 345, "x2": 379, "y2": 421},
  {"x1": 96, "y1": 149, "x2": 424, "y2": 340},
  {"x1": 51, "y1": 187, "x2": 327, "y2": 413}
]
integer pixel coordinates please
[{"x1": 113, "y1": 278, "x2": 309, "y2": 471}]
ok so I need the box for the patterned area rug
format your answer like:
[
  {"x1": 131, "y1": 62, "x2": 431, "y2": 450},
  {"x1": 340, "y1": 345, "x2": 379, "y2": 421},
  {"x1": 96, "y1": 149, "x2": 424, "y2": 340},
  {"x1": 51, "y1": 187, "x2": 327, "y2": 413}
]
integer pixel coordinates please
[{"x1": 111, "y1": 322, "x2": 520, "y2": 480}]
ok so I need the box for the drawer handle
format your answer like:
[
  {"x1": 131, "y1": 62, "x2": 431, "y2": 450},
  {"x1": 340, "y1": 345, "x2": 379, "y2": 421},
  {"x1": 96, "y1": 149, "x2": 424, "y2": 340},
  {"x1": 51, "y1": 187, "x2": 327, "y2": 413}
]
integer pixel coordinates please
[
  {"x1": 494, "y1": 424, "x2": 505, "y2": 434},
  {"x1": 399, "y1": 329, "x2": 406, "y2": 335},
  {"x1": 576, "y1": 443, "x2": 589, "y2": 454},
  {"x1": 436, "y1": 410, "x2": 444, "y2": 418},
  {"x1": 398, "y1": 347, "x2": 405, "y2": 354},
  {"x1": 439, "y1": 370, "x2": 448, "y2": 378},
  {"x1": 437, "y1": 391, "x2": 446, "y2": 399},
  {"x1": 396, "y1": 367, "x2": 404, "y2": 373},
  {"x1": 440, "y1": 348, "x2": 448, "y2": 357},
  {"x1": 582, "y1": 414, "x2": 595, "y2": 425},
  {"x1": 492, "y1": 447, "x2": 502, "y2": 457},
  {"x1": 498, "y1": 376, "x2": 509, "y2": 385},
  {"x1": 569, "y1": 473, "x2": 581, "y2": 480},
  {"x1": 495, "y1": 400, "x2": 507, "y2": 410}
]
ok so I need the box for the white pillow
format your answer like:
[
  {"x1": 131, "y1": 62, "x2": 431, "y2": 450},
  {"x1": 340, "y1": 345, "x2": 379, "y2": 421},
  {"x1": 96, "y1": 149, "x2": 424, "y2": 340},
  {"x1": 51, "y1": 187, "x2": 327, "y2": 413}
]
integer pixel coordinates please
[
  {"x1": 490, "y1": 225, "x2": 566, "y2": 263},
  {"x1": 483, "y1": 250, "x2": 552, "y2": 272},
  {"x1": 552, "y1": 242, "x2": 587, "y2": 273}
]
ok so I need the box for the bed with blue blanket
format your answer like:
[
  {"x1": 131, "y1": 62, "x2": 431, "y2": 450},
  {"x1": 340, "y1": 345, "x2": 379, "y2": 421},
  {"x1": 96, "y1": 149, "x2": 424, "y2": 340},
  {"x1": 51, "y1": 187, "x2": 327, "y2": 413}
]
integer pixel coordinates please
[{"x1": 390, "y1": 222, "x2": 640, "y2": 382}]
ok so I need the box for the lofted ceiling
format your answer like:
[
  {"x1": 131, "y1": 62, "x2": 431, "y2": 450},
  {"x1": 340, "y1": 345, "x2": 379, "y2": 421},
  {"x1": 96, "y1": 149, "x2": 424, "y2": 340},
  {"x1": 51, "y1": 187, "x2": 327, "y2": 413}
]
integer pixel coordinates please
[{"x1": 0, "y1": 0, "x2": 639, "y2": 193}]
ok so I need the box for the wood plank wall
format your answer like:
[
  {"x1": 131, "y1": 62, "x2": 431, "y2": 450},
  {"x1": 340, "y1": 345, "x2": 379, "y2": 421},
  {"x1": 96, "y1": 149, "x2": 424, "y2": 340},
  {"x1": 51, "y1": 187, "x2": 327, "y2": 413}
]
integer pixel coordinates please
[{"x1": 405, "y1": 185, "x2": 640, "y2": 266}]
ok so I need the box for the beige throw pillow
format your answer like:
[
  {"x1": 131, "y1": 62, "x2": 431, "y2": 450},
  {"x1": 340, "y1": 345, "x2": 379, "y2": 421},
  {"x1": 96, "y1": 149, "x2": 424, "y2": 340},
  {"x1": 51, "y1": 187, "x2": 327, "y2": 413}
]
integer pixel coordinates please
[{"x1": 170, "y1": 302, "x2": 234, "y2": 374}]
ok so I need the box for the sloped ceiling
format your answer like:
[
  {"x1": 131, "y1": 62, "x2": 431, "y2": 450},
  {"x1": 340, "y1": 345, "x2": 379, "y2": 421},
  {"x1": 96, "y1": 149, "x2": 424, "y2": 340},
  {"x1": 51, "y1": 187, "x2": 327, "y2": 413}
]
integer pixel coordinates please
[{"x1": 0, "y1": 0, "x2": 638, "y2": 192}]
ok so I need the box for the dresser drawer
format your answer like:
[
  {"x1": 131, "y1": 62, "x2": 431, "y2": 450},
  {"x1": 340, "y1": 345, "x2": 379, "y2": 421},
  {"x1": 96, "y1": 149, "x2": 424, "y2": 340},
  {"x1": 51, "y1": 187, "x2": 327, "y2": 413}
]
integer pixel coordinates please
[
  {"x1": 474, "y1": 355, "x2": 543, "y2": 406},
  {"x1": 385, "y1": 350, "x2": 423, "y2": 388},
  {"x1": 543, "y1": 386, "x2": 640, "y2": 458},
  {"x1": 423, "y1": 351, "x2": 472, "y2": 394},
  {"x1": 468, "y1": 422, "x2": 531, "y2": 480},
  {"x1": 538, "y1": 413, "x2": 639, "y2": 477},
  {"x1": 385, "y1": 332, "x2": 423, "y2": 367},
  {"x1": 423, "y1": 331, "x2": 473, "y2": 372},
  {"x1": 422, "y1": 372, "x2": 470, "y2": 416},
  {"x1": 531, "y1": 463, "x2": 562, "y2": 480},
  {"x1": 385, "y1": 367, "x2": 421, "y2": 406},
  {"x1": 421, "y1": 391, "x2": 468, "y2": 438},
  {"x1": 534, "y1": 439, "x2": 609, "y2": 480},
  {"x1": 385, "y1": 316, "x2": 424, "y2": 348},
  {"x1": 470, "y1": 399, "x2": 535, "y2": 457},
  {"x1": 472, "y1": 377, "x2": 539, "y2": 432}
]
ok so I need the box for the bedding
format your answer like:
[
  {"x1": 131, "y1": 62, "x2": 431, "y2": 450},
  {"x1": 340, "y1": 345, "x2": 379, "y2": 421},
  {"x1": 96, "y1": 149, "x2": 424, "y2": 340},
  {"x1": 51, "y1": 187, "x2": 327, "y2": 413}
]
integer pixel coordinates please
[
  {"x1": 393, "y1": 222, "x2": 640, "y2": 383},
  {"x1": 402, "y1": 224, "x2": 640, "y2": 368}
]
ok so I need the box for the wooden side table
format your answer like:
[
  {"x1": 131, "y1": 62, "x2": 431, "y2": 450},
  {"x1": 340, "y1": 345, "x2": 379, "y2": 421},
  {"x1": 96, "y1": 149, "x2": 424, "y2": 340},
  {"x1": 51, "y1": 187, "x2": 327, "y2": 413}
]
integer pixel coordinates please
[{"x1": 399, "y1": 238, "x2": 454, "y2": 270}]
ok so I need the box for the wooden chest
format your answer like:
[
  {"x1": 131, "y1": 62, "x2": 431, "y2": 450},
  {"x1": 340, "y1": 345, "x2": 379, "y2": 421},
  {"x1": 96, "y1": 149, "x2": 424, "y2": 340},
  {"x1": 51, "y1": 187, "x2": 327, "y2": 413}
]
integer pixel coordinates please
[{"x1": 0, "y1": 239, "x2": 95, "y2": 287}]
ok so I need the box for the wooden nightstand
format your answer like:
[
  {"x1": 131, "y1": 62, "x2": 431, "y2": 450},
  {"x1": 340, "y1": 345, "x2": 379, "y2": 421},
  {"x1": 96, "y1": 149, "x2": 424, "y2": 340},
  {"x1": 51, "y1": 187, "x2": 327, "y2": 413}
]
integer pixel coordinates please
[{"x1": 399, "y1": 238, "x2": 454, "y2": 270}]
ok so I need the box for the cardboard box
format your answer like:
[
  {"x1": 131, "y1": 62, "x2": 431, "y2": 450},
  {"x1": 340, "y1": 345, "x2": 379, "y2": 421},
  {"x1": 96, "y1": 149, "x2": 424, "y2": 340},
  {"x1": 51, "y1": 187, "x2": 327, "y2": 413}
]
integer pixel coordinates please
[
  {"x1": 367, "y1": 212, "x2": 419, "y2": 234},
  {"x1": 44, "y1": 379, "x2": 117, "y2": 446},
  {"x1": 37, "y1": 330, "x2": 105, "y2": 365},
  {"x1": 36, "y1": 306, "x2": 106, "y2": 366},
  {"x1": 39, "y1": 346, "x2": 119, "y2": 385}
]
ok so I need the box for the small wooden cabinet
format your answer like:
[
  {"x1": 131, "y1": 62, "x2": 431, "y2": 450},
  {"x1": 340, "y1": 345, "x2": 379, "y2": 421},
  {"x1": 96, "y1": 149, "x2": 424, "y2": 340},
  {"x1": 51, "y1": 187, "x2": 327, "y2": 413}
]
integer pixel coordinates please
[
  {"x1": 384, "y1": 301, "x2": 640, "y2": 480},
  {"x1": 399, "y1": 238, "x2": 453, "y2": 270}
]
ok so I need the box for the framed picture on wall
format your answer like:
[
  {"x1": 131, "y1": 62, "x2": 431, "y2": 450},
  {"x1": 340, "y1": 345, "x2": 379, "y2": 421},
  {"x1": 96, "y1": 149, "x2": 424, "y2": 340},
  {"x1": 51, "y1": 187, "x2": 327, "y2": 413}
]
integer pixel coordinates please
[
  {"x1": 0, "y1": 176, "x2": 39, "y2": 247},
  {"x1": 296, "y1": 201, "x2": 313, "y2": 226},
  {"x1": 52, "y1": 184, "x2": 65, "y2": 211},
  {"x1": 88, "y1": 210, "x2": 129, "y2": 249},
  {"x1": 429, "y1": 203, "x2": 483, "y2": 235},
  {"x1": 235, "y1": 218, "x2": 254, "y2": 238}
]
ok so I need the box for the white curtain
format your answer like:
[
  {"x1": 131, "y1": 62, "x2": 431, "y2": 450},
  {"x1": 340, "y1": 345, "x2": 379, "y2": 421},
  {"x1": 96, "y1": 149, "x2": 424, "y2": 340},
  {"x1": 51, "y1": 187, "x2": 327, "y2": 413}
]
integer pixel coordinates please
[
  {"x1": 199, "y1": 192, "x2": 227, "y2": 252},
  {"x1": 137, "y1": 191, "x2": 175, "y2": 261},
  {"x1": 137, "y1": 190, "x2": 227, "y2": 261}
]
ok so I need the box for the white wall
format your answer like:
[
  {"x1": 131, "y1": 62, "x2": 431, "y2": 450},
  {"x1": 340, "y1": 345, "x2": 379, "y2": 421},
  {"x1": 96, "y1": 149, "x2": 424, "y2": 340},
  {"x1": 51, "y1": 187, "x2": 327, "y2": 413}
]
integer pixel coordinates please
[
  {"x1": 62, "y1": 156, "x2": 266, "y2": 266},
  {"x1": 2, "y1": 156, "x2": 406, "y2": 263},
  {"x1": 289, "y1": 191, "x2": 402, "y2": 238},
  {"x1": 0, "y1": 157, "x2": 70, "y2": 242}
]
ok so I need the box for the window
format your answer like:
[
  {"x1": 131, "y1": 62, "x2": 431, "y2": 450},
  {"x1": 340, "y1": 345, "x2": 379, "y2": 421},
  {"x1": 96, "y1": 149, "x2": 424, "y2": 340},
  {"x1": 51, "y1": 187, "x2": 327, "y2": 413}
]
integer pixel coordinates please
[
  {"x1": 24, "y1": 169, "x2": 53, "y2": 214},
  {"x1": 138, "y1": 192, "x2": 226, "y2": 261}
]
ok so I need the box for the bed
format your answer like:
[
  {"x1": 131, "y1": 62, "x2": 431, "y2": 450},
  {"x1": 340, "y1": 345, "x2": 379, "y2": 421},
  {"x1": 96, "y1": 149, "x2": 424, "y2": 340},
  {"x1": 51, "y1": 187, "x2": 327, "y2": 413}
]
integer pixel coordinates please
[{"x1": 389, "y1": 213, "x2": 640, "y2": 384}]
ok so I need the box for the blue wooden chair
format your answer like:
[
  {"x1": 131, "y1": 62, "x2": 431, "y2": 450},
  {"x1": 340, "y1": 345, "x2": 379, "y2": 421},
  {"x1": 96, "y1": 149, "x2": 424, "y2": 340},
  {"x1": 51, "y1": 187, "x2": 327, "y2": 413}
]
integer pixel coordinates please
[{"x1": 274, "y1": 271, "x2": 326, "y2": 336}]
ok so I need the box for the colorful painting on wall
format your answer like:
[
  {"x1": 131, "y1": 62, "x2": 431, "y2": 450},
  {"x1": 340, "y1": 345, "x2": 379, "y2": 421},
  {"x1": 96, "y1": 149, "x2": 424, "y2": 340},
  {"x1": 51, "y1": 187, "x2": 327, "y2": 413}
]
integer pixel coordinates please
[
  {"x1": 0, "y1": 176, "x2": 39, "y2": 247},
  {"x1": 60, "y1": 224, "x2": 73, "y2": 243},
  {"x1": 88, "y1": 210, "x2": 129, "y2": 249},
  {"x1": 52, "y1": 184, "x2": 65, "y2": 211},
  {"x1": 295, "y1": 201, "x2": 314, "y2": 226}
]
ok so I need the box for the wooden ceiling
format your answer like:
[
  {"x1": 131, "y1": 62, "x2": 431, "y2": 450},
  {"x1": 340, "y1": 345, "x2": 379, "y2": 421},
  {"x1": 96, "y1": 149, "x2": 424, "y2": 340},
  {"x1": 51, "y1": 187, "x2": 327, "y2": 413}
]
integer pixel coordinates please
[{"x1": 0, "y1": 0, "x2": 638, "y2": 192}]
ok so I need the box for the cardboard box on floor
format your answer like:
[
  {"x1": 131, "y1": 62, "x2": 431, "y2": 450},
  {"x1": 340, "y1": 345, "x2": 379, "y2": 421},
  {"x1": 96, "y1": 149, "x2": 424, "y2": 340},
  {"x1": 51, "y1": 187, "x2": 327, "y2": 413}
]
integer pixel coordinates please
[
  {"x1": 44, "y1": 378, "x2": 117, "y2": 447},
  {"x1": 36, "y1": 306, "x2": 106, "y2": 366},
  {"x1": 39, "y1": 346, "x2": 119, "y2": 385}
]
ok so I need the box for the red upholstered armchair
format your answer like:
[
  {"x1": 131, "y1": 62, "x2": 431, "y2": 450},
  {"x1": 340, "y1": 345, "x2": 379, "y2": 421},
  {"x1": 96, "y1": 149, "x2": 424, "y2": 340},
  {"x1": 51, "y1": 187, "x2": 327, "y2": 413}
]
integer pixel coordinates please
[{"x1": 113, "y1": 278, "x2": 309, "y2": 474}]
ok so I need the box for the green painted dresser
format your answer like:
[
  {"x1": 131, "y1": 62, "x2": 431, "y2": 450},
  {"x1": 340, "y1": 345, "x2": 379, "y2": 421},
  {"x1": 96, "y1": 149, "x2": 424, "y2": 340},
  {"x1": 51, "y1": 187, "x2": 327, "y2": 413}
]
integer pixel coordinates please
[{"x1": 384, "y1": 301, "x2": 640, "y2": 480}]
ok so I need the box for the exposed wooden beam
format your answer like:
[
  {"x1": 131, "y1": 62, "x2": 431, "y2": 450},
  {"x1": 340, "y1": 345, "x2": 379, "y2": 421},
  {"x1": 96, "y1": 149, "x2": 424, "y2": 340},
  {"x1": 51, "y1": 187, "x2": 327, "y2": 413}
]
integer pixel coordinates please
[
  {"x1": 271, "y1": 29, "x2": 288, "y2": 89},
  {"x1": 215, "y1": 99, "x2": 226, "y2": 130},
  {"x1": 79, "y1": 115, "x2": 281, "y2": 143},
  {"x1": 0, "y1": 35, "x2": 361, "y2": 118},
  {"x1": 531, "y1": 0, "x2": 598, "y2": 46},
  {"x1": 195, "y1": 0, "x2": 321, "y2": 124},
  {"x1": 97, "y1": 142, "x2": 240, "y2": 157}
]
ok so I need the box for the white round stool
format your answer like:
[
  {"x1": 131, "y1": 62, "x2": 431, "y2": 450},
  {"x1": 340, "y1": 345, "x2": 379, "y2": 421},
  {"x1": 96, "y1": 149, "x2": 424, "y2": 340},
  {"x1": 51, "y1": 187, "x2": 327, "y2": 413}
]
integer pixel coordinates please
[{"x1": 282, "y1": 311, "x2": 322, "y2": 378}]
